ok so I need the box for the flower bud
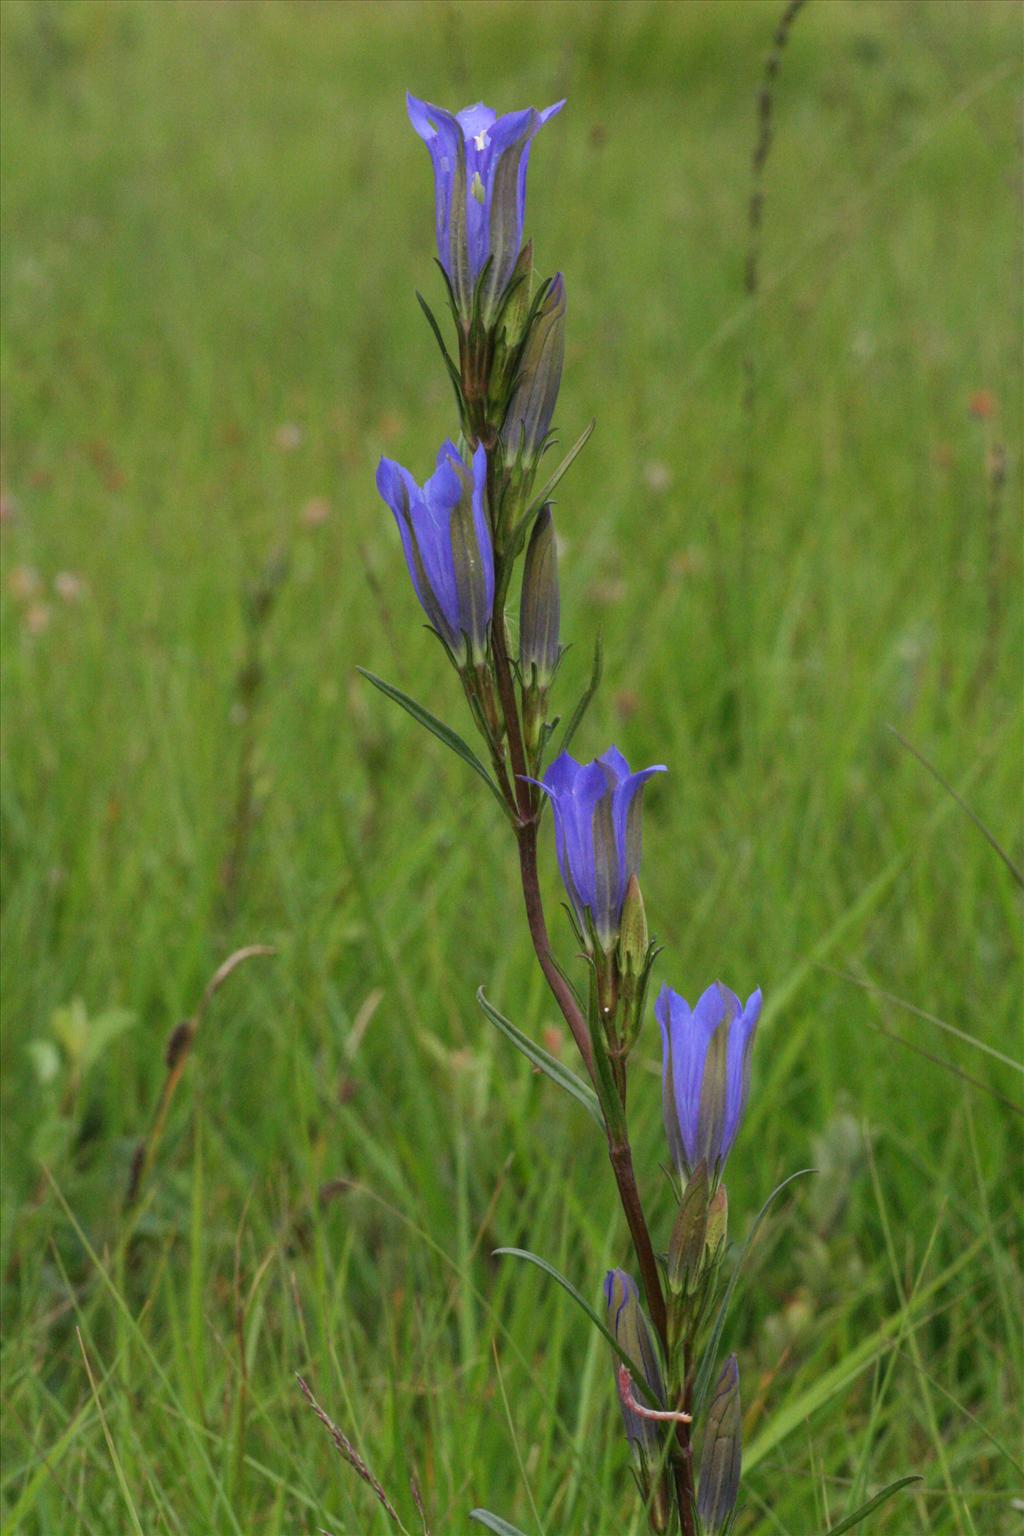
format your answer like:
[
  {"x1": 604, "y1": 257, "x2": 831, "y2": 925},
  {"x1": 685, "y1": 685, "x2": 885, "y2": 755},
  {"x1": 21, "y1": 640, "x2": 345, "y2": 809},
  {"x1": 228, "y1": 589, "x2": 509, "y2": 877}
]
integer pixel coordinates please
[
  {"x1": 501, "y1": 273, "x2": 566, "y2": 469},
  {"x1": 705, "y1": 1183, "x2": 728, "y2": 1260},
  {"x1": 667, "y1": 1160, "x2": 709, "y2": 1296},
  {"x1": 519, "y1": 506, "x2": 560, "y2": 690},
  {"x1": 604, "y1": 1270, "x2": 672, "y2": 1531},
  {"x1": 617, "y1": 874, "x2": 648, "y2": 980},
  {"x1": 617, "y1": 873, "x2": 654, "y2": 1048},
  {"x1": 491, "y1": 240, "x2": 534, "y2": 402},
  {"x1": 697, "y1": 1355, "x2": 742, "y2": 1532}
]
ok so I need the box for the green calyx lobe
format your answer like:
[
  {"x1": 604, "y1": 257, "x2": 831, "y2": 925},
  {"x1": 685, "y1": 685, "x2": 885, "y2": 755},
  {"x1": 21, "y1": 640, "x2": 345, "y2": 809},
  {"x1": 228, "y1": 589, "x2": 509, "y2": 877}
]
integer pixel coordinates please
[{"x1": 667, "y1": 1160, "x2": 710, "y2": 1296}]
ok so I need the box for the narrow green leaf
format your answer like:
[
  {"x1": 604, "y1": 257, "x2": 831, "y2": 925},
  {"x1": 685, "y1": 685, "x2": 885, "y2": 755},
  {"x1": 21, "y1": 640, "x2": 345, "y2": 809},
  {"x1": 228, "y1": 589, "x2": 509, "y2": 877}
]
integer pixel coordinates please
[
  {"x1": 819, "y1": 1476, "x2": 922, "y2": 1534},
  {"x1": 415, "y1": 290, "x2": 465, "y2": 418},
  {"x1": 469, "y1": 1513, "x2": 531, "y2": 1536},
  {"x1": 525, "y1": 417, "x2": 595, "y2": 521},
  {"x1": 477, "y1": 987, "x2": 603, "y2": 1129},
  {"x1": 557, "y1": 632, "x2": 603, "y2": 759},
  {"x1": 432, "y1": 256, "x2": 459, "y2": 319},
  {"x1": 358, "y1": 668, "x2": 509, "y2": 816},
  {"x1": 504, "y1": 419, "x2": 596, "y2": 563},
  {"x1": 694, "y1": 1168, "x2": 815, "y2": 1412},
  {"x1": 493, "y1": 1246, "x2": 658, "y2": 1405}
]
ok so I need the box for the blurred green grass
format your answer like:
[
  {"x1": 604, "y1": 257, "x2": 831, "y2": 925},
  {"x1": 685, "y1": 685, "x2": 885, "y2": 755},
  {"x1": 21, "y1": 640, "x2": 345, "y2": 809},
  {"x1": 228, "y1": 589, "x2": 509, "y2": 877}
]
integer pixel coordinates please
[{"x1": 1, "y1": 1, "x2": 1020, "y2": 1531}]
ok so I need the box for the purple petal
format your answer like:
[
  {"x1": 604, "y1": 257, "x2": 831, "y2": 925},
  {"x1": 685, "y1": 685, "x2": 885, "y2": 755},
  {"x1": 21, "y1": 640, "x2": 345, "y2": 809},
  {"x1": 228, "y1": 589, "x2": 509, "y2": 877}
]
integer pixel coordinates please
[
  {"x1": 597, "y1": 744, "x2": 631, "y2": 784},
  {"x1": 611, "y1": 763, "x2": 666, "y2": 911},
  {"x1": 464, "y1": 106, "x2": 536, "y2": 285},
  {"x1": 671, "y1": 986, "x2": 714, "y2": 1169},
  {"x1": 541, "y1": 750, "x2": 583, "y2": 798},
  {"x1": 722, "y1": 988, "x2": 761, "y2": 1154},
  {"x1": 511, "y1": 102, "x2": 564, "y2": 276},
  {"x1": 456, "y1": 102, "x2": 498, "y2": 141},
  {"x1": 406, "y1": 93, "x2": 465, "y2": 288},
  {"x1": 469, "y1": 443, "x2": 495, "y2": 616},
  {"x1": 566, "y1": 760, "x2": 610, "y2": 918},
  {"x1": 376, "y1": 457, "x2": 430, "y2": 613},
  {"x1": 657, "y1": 985, "x2": 687, "y2": 1175}
]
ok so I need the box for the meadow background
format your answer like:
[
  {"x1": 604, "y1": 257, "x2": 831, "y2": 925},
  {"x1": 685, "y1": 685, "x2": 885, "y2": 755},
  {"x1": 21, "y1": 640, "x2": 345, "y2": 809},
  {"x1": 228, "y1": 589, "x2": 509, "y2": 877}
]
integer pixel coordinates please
[{"x1": 1, "y1": 1, "x2": 1021, "y2": 1532}]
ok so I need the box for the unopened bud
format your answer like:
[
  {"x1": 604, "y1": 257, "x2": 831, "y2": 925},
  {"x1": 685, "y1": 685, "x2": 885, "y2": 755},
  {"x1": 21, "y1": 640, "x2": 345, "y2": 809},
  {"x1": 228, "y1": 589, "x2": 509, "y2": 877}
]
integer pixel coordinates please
[
  {"x1": 489, "y1": 242, "x2": 535, "y2": 411},
  {"x1": 618, "y1": 874, "x2": 653, "y2": 1047},
  {"x1": 501, "y1": 272, "x2": 566, "y2": 468},
  {"x1": 705, "y1": 1183, "x2": 728, "y2": 1259},
  {"x1": 618, "y1": 875, "x2": 648, "y2": 980},
  {"x1": 519, "y1": 506, "x2": 560, "y2": 690},
  {"x1": 667, "y1": 1160, "x2": 709, "y2": 1295},
  {"x1": 697, "y1": 1355, "x2": 742, "y2": 1532},
  {"x1": 604, "y1": 1269, "x2": 672, "y2": 1530},
  {"x1": 500, "y1": 241, "x2": 534, "y2": 351}
]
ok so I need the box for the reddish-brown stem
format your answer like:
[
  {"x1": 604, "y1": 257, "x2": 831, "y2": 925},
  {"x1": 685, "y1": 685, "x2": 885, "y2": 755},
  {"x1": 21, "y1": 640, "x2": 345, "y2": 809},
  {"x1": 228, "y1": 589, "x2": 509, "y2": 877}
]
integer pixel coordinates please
[
  {"x1": 489, "y1": 588, "x2": 533, "y2": 822},
  {"x1": 674, "y1": 1461, "x2": 696, "y2": 1536},
  {"x1": 607, "y1": 1139, "x2": 667, "y2": 1350},
  {"x1": 515, "y1": 817, "x2": 594, "y2": 1077},
  {"x1": 483, "y1": 442, "x2": 677, "y2": 1520},
  {"x1": 486, "y1": 496, "x2": 668, "y2": 1351},
  {"x1": 672, "y1": 1349, "x2": 698, "y2": 1536}
]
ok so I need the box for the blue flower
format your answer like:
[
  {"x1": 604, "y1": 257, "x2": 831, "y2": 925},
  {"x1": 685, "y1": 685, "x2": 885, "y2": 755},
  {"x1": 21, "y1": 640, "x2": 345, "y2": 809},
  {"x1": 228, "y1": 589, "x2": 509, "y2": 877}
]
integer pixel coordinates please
[
  {"x1": 604, "y1": 1269, "x2": 666, "y2": 1461},
  {"x1": 406, "y1": 94, "x2": 564, "y2": 323},
  {"x1": 376, "y1": 440, "x2": 494, "y2": 666},
  {"x1": 657, "y1": 982, "x2": 762, "y2": 1179},
  {"x1": 535, "y1": 749, "x2": 666, "y2": 951}
]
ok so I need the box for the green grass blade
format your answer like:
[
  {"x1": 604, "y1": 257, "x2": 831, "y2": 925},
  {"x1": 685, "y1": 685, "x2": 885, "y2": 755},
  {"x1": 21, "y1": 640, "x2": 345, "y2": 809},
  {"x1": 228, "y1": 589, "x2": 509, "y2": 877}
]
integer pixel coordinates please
[
  {"x1": 889, "y1": 726, "x2": 1024, "y2": 888},
  {"x1": 469, "y1": 1513, "x2": 531, "y2": 1536},
  {"x1": 819, "y1": 1475, "x2": 922, "y2": 1534},
  {"x1": 745, "y1": 1228, "x2": 991, "y2": 1471},
  {"x1": 694, "y1": 1169, "x2": 815, "y2": 1412}
]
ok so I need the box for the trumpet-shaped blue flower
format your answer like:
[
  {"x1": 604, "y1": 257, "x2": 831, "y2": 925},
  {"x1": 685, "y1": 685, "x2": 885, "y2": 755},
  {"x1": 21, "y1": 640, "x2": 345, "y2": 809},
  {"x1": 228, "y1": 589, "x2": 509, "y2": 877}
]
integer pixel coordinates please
[
  {"x1": 376, "y1": 441, "x2": 493, "y2": 666},
  {"x1": 658, "y1": 982, "x2": 762, "y2": 1179},
  {"x1": 534, "y1": 748, "x2": 666, "y2": 951},
  {"x1": 406, "y1": 93, "x2": 564, "y2": 322}
]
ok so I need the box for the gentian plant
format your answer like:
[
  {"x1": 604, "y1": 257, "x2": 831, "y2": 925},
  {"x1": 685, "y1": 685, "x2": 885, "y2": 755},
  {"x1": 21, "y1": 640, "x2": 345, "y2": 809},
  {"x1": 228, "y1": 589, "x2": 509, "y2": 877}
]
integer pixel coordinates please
[{"x1": 358, "y1": 90, "x2": 891, "y2": 1536}]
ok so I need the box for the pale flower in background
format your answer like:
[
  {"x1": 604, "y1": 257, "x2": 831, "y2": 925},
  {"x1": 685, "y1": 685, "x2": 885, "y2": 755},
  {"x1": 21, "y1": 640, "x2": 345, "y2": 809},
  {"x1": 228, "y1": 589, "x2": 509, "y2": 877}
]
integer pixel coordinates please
[
  {"x1": 54, "y1": 571, "x2": 86, "y2": 602},
  {"x1": 25, "y1": 603, "x2": 51, "y2": 635},
  {"x1": 301, "y1": 497, "x2": 331, "y2": 528},
  {"x1": 8, "y1": 564, "x2": 41, "y2": 601}
]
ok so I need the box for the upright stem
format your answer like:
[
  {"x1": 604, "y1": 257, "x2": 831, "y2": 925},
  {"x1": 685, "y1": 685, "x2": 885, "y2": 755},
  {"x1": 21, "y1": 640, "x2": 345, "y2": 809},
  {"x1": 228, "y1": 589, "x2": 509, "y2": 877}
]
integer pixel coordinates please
[
  {"x1": 673, "y1": 1354, "x2": 698, "y2": 1536},
  {"x1": 606, "y1": 1138, "x2": 667, "y2": 1350},
  {"x1": 485, "y1": 467, "x2": 669, "y2": 1369},
  {"x1": 515, "y1": 816, "x2": 594, "y2": 1077}
]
